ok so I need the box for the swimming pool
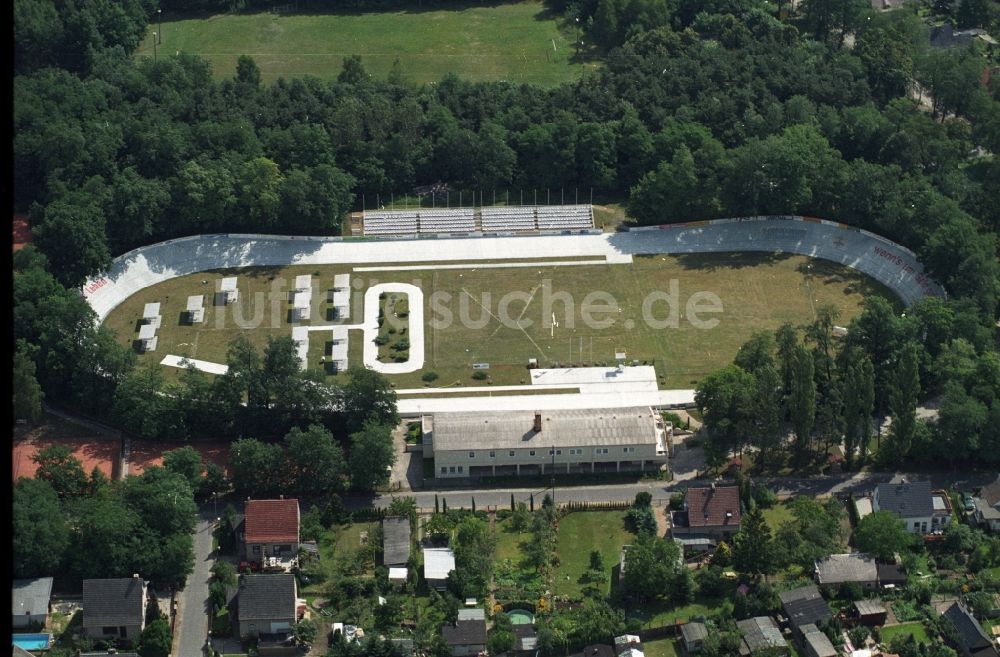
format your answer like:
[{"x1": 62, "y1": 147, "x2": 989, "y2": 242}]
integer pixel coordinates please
[
  {"x1": 12, "y1": 633, "x2": 51, "y2": 651},
  {"x1": 507, "y1": 609, "x2": 534, "y2": 625}
]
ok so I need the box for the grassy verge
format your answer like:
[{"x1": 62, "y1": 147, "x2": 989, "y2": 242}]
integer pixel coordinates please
[{"x1": 642, "y1": 638, "x2": 680, "y2": 657}]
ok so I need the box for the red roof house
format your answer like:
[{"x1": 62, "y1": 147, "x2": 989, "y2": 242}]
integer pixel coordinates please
[
  {"x1": 672, "y1": 484, "x2": 742, "y2": 539},
  {"x1": 244, "y1": 499, "x2": 300, "y2": 561}
]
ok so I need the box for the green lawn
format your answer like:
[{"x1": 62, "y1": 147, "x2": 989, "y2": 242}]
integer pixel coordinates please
[
  {"x1": 626, "y1": 596, "x2": 733, "y2": 627},
  {"x1": 642, "y1": 638, "x2": 680, "y2": 657},
  {"x1": 881, "y1": 622, "x2": 931, "y2": 645},
  {"x1": 136, "y1": 1, "x2": 592, "y2": 87},
  {"x1": 762, "y1": 501, "x2": 795, "y2": 532},
  {"x1": 554, "y1": 511, "x2": 635, "y2": 599},
  {"x1": 103, "y1": 253, "x2": 895, "y2": 390},
  {"x1": 496, "y1": 517, "x2": 529, "y2": 563}
]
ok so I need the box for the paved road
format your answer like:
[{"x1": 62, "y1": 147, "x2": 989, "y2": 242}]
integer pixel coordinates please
[
  {"x1": 347, "y1": 470, "x2": 998, "y2": 511},
  {"x1": 174, "y1": 509, "x2": 216, "y2": 657}
]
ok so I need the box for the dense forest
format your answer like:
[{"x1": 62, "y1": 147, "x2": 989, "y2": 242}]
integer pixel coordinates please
[{"x1": 12, "y1": 0, "x2": 1000, "y2": 466}]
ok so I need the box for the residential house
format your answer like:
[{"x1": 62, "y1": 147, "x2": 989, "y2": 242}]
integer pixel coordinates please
[
  {"x1": 800, "y1": 625, "x2": 838, "y2": 657},
  {"x1": 814, "y1": 553, "x2": 878, "y2": 591},
  {"x1": 973, "y1": 475, "x2": 1000, "y2": 533},
  {"x1": 680, "y1": 622, "x2": 708, "y2": 654},
  {"x1": 672, "y1": 484, "x2": 742, "y2": 541},
  {"x1": 423, "y1": 547, "x2": 456, "y2": 591},
  {"x1": 941, "y1": 602, "x2": 1000, "y2": 657},
  {"x1": 12, "y1": 578, "x2": 53, "y2": 629},
  {"x1": 872, "y1": 481, "x2": 950, "y2": 533},
  {"x1": 237, "y1": 573, "x2": 297, "y2": 639},
  {"x1": 614, "y1": 634, "x2": 644, "y2": 657},
  {"x1": 930, "y1": 24, "x2": 999, "y2": 49},
  {"x1": 81, "y1": 576, "x2": 147, "y2": 642},
  {"x1": 441, "y1": 608, "x2": 486, "y2": 657},
  {"x1": 852, "y1": 600, "x2": 888, "y2": 627},
  {"x1": 243, "y1": 498, "x2": 300, "y2": 561},
  {"x1": 779, "y1": 586, "x2": 832, "y2": 642},
  {"x1": 877, "y1": 562, "x2": 907, "y2": 589},
  {"x1": 737, "y1": 617, "x2": 788, "y2": 655}
]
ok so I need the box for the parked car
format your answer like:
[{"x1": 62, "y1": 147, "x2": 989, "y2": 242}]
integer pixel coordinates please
[
  {"x1": 963, "y1": 493, "x2": 976, "y2": 512},
  {"x1": 238, "y1": 560, "x2": 261, "y2": 573}
]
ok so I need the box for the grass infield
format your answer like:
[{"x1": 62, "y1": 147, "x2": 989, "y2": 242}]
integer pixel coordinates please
[
  {"x1": 102, "y1": 252, "x2": 898, "y2": 389},
  {"x1": 137, "y1": 1, "x2": 592, "y2": 87}
]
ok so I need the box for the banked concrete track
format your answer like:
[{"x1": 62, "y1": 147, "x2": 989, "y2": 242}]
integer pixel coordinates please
[{"x1": 83, "y1": 216, "x2": 943, "y2": 322}]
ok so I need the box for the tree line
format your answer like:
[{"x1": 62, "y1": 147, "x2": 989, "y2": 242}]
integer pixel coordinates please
[{"x1": 696, "y1": 295, "x2": 1000, "y2": 471}]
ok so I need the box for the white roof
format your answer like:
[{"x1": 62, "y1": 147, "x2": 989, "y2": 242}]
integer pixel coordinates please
[
  {"x1": 220, "y1": 276, "x2": 237, "y2": 291},
  {"x1": 186, "y1": 295, "x2": 203, "y2": 311},
  {"x1": 332, "y1": 289, "x2": 350, "y2": 308},
  {"x1": 423, "y1": 547, "x2": 455, "y2": 580},
  {"x1": 139, "y1": 323, "x2": 156, "y2": 339},
  {"x1": 295, "y1": 274, "x2": 312, "y2": 291},
  {"x1": 292, "y1": 326, "x2": 309, "y2": 343},
  {"x1": 142, "y1": 302, "x2": 160, "y2": 318},
  {"x1": 933, "y1": 495, "x2": 948, "y2": 512},
  {"x1": 334, "y1": 274, "x2": 350, "y2": 290},
  {"x1": 293, "y1": 291, "x2": 311, "y2": 309},
  {"x1": 388, "y1": 567, "x2": 407, "y2": 581}
]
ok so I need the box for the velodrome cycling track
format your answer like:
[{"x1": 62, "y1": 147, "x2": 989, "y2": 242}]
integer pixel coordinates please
[{"x1": 81, "y1": 216, "x2": 943, "y2": 412}]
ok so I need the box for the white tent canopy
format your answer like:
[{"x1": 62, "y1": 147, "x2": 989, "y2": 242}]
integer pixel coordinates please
[
  {"x1": 186, "y1": 295, "x2": 205, "y2": 322},
  {"x1": 295, "y1": 274, "x2": 312, "y2": 291},
  {"x1": 220, "y1": 276, "x2": 238, "y2": 303}
]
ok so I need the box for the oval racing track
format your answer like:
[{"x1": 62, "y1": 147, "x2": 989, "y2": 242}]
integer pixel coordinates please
[{"x1": 83, "y1": 216, "x2": 943, "y2": 323}]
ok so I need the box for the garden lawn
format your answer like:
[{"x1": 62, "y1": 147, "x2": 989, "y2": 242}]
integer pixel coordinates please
[
  {"x1": 762, "y1": 501, "x2": 795, "y2": 532},
  {"x1": 554, "y1": 511, "x2": 635, "y2": 599},
  {"x1": 642, "y1": 638, "x2": 680, "y2": 657},
  {"x1": 496, "y1": 518, "x2": 529, "y2": 564},
  {"x1": 626, "y1": 596, "x2": 732, "y2": 627},
  {"x1": 136, "y1": 1, "x2": 591, "y2": 87},
  {"x1": 881, "y1": 622, "x2": 931, "y2": 645}
]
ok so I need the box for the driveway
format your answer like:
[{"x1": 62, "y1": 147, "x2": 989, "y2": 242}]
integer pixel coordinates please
[{"x1": 173, "y1": 508, "x2": 216, "y2": 657}]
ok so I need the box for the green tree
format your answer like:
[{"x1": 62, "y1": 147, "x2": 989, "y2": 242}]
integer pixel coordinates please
[
  {"x1": 123, "y1": 467, "x2": 198, "y2": 537},
  {"x1": 228, "y1": 438, "x2": 284, "y2": 497},
  {"x1": 338, "y1": 54, "x2": 368, "y2": 85},
  {"x1": 32, "y1": 192, "x2": 111, "y2": 287},
  {"x1": 789, "y1": 343, "x2": 817, "y2": 461},
  {"x1": 340, "y1": 367, "x2": 399, "y2": 434},
  {"x1": 885, "y1": 342, "x2": 921, "y2": 464},
  {"x1": 13, "y1": 477, "x2": 69, "y2": 577},
  {"x1": 13, "y1": 342, "x2": 44, "y2": 421},
  {"x1": 234, "y1": 55, "x2": 261, "y2": 90},
  {"x1": 696, "y1": 365, "x2": 755, "y2": 459},
  {"x1": 32, "y1": 444, "x2": 87, "y2": 498},
  {"x1": 733, "y1": 506, "x2": 775, "y2": 577},
  {"x1": 112, "y1": 364, "x2": 175, "y2": 440},
  {"x1": 138, "y1": 618, "x2": 171, "y2": 657},
  {"x1": 853, "y1": 510, "x2": 912, "y2": 561},
  {"x1": 292, "y1": 618, "x2": 318, "y2": 646},
  {"x1": 623, "y1": 532, "x2": 683, "y2": 601},
  {"x1": 348, "y1": 421, "x2": 395, "y2": 491},
  {"x1": 283, "y1": 424, "x2": 348, "y2": 496},
  {"x1": 839, "y1": 347, "x2": 876, "y2": 467},
  {"x1": 162, "y1": 446, "x2": 203, "y2": 490}
]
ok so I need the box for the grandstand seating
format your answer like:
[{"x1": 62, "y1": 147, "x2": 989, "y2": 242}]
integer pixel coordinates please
[
  {"x1": 363, "y1": 211, "x2": 419, "y2": 235},
  {"x1": 362, "y1": 205, "x2": 594, "y2": 236},
  {"x1": 481, "y1": 206, "x2": 537, "y2": 232},
  {"x1": 418, "y1": 208, "x2": 475, "y2": 233}
]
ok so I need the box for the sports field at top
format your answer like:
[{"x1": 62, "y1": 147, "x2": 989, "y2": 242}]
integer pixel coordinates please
[
  {"x1": 136, "y1": 1, "x2": 592, "y2": 87},
  {"x1": 101, "y1": 252, "x2": 899, "y2": 390}
]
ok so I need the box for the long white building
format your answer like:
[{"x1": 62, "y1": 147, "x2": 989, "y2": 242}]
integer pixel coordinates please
[{"x1": 422, "y1": 406, "x2": 670, "y2": 478}]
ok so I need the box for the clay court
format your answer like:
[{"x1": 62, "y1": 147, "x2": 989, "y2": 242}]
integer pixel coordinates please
[
  {"x1": 13, "y1": 436, "x2": 119, "y2": 482},
  {"x1": 127, "y1": 440, "x2": 232, "y2": 477}
]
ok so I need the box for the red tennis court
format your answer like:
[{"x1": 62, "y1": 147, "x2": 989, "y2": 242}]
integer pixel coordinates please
[
  {"x1": 128, "y1": 440, "x2": 231, "y2": 477},
  {"x1": 13, "y1": 436, "x2": 118, "y2": 482}
]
